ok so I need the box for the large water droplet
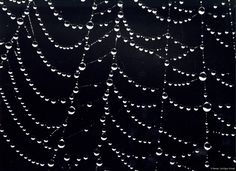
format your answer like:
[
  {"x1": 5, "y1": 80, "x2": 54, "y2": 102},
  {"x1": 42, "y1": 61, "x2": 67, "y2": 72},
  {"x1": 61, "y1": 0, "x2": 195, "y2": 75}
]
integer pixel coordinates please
[
  {"x1": 86, "y1": 21, "x2": 94, "y2": 30},
  {"x1": 111, "y1": 48, "x2": 117, "y2": 55},
  {"x1": 79, "y1": 62, "x2": 86, "y2": 71},
  {"x1": 169, "y1": 158, "x2": 175, "y2": 165},
  {"x1": 58, "y1": 139, "x2": 65, "y2": 148},
  {"x1": 106, "y1": 79, "x2": 113, "y2": 87},
  {"x1": 68, "y1": 106, "x2": 76, "y2": 115},
  {"x1": 198, "y1": 7, "x2": 205, "y2": 15},
  {"x1": 204, "y1": 141, "x2": 212, "y2": 151},
  {"x1": 96, "y1": 158, "x2": 103, "y2": 167},
  {"x1": 162, "y1": 92, "x2": 168, "y2": 99},
  {"x1": 111, "y1": 63, "x2": 118, "y2": 71},
  {"x1": 204, "y1": 160, "x2": 210, "y2": 168},
  {"x1": 199, "y1": 71, "x2": 207, "y2": 81},
  {"x1": 117, "y1": 11, "x2": 124, "y2": 19},
  {"x1": 156, "y1": 147, "x2": 163, "y2": 156},
  {"x1": 117, "y1": 1, "x2": 123, "y2": 8},
  {"x1": 93, "y1": 148, "x2": 100, "y2": 156},
  {"x1": 202, "y1": 102, "x2": 212, "y2": 112},
  {"x1": 64, "y1": 153, "x2": 70, "y2": 161},
  {"x1": 5, "y1": 42, "x2": 12, "y2": 49},
  {"x1": 47, "y1": 159, "x2": 55, "y2": 167},
  {"x1": 1, "y1": 54, "x2": 7, "y2": 61},
  {"x1": 32, "y1": 41, "x2": 38, "y2": 48},
  {"x1": 17, "y1": 17, "x2": 24, "y2": 25}
]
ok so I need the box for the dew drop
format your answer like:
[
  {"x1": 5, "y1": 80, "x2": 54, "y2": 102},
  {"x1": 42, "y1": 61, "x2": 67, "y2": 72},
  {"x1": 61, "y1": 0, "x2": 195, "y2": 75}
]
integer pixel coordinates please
[
  {"x1": 58, "y1": 139, "x2": 65, "y2": 148},
  {"x1": 5, "y1": 42, "x2": 12, "y2": 49},
  {"x1": 1, "y1": 54, "x2": 7, "y2": 61},
  {"x1": 96, "y1": 158, "x2": 103, "y2": 167},
  {"x1": 32, "y1": 41, "x2": 38, "y2": 48},
  {"x1": 93, "y1": 148, "x2": 100, "y2": 156},
  {"x1": 198, "y1": 7, "x2": 205, "y2": 15},
  {"x1": 204, "y1": 160, "x2": 210, "y2": 168},
  {"x1": 156, "y1": 147, "x2": 163, "y2": 156},
  {"x1": 117, "y1": 11, "x2": 124, "y2": 19},
  {"x1": 111, "y1": 63, "x2": 118, "y2": 71},
  {"x1": 106, "y1": 79, "x2": 113, "y2": 87},
  {"x1": 79, "y1": 62, "x2": 86, "y2": 71},
  {"x1": 17, "y1": 17, "x2": 24, "y2": 25},
  {"x1": 199, "y1": 71, "x2": 207, "y2": 81},
  {"x1": 111, "y1": 48, "x2": 117, "y2": 55},
  {"x1": 204, "y1": 141, "x2": 212, "y2": 151},
  {"x1": 117, "y1": 1, "x2": 123, "y2": 8},
  {"x1": 202, "y1": 102, "x2": 212, "y2": 112},
  {"x1": 68, "y1": 106, "x2": 76, "y2": 115},
  {"x1": 64, "y1": 153, "x2": 70, "y2": 161},
  {"x1": 86, "y1": 21, "x2": 94, "y2": 30},
  {"x1": 47, "y1": 159, "x2": 55, "y2": 167},
  {"x1": 162, "y1": 92, "x2": 168, "y2": 99}
]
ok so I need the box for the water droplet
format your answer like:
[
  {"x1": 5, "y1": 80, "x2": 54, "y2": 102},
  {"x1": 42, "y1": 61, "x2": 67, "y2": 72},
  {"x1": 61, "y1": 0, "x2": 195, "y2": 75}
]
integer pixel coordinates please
[
  {"x1": 79, "y1": 62, "x2": 86, "y2": 71},
  {"x1": 198, "y1": 7, "x2": 205, "y2": 15},
  {"x1": 111, "y1": 63, "x2": 118, "y2": 71},
  {"x1": 5, "y1": 42, "x2": 12, "y2": 49},
  {"x1": 111, "y1": 48, "x2": 117, "y2": 55},
  {"x1": 68, "y1": 106, "x2": 76, "y2": 115},
  {"x1": 169, "y1": 158, "x2": 175, "y2": 165},
  {"x1": 17, "y1": 18, "x2": 24, "y2": 25},
  {"x1": 1, "y1": 54, "x2": 7, "y2": 61},
  {"x1": 64, "y1": 153, "x2": 70, "y2": 161},
  {"x1": 84, "y1": 44, "x2": 90, "y2": 51},
  {"x1": 74, "y1": 71, "x2": 80, "y2": 79},
  {"x1": 87, "y1": 102, "x2": 92, "y2": 108},
  {"x1": 92, "y1": 4, "x2": 97, "y2": 10},
  {"x1": 165, "y1": 33, "x2": 170, "y2": 39},
  {"x1": 199, "y1": 71, "x2": 207, "y2": 81},
  {"x1": 94, "y1": 148, "x2": 100, "y2": 156},
  {"x1": 117, "y1": 1, "x2": 123, "y2": 8},
  {"x1": 204, "y1": 141, "x2": 212, "y2": 151},
  {"x1": 202, "y1": 102, "x2": 212, "y2": 112},
  {"x1": 164, "y1": 60, "x2": 170, "y2": 67},
  {"x1": 48, "y1": 159, "x2": 54, "y2": 167},
  {"x1": 64, "y1": 21, "x2": 70, "y2": 27},
  {"x1": 118, "y1": 11, "x2": 124, "y2": 18},
  {"x1": 32, "y1": 41, "x2": 38, "y2": 48},
  {"x1": 58, "y1": 139, "x2": 65, "y2": 148},
  {"x1": 96, "y1": 158, "x2": 103, "y2": 167},
  {"x1": 101, "y1": 132, "x2": 107, "y2": 141},
  {"x1": 156, "y1": 147, "x2": 163, "y2": 156},
  {"x1": 106, "y1": 79, "x2": 113, "y2": 87},
  {"x1": 162, "y1": 92, "x2": 168, "y2": 99},
  {"x1": 114, "y1": 25, "x2": 120, "y2": 32},
  {"x1": 204, "y1": 160, "x2": 210, "y2": 168},
  {"x1": 86, "y1": 21, "x2": 94, "y2": 30}
]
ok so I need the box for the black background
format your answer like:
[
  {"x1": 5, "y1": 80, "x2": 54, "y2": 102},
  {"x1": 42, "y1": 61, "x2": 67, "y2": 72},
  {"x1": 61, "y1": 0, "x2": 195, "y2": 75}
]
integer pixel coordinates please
[{"x1": 0, "y1": 0, "x2": 235, "y2": 171}]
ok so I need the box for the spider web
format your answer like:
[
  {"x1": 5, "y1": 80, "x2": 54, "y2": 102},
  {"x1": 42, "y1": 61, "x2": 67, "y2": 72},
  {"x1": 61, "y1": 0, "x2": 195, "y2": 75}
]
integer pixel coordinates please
[{"x1": 0, "y1": 0, "x2": 235, "y2": 170}]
